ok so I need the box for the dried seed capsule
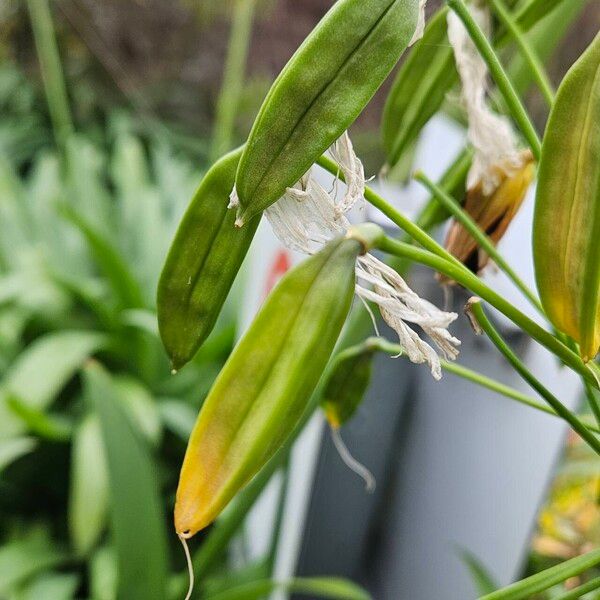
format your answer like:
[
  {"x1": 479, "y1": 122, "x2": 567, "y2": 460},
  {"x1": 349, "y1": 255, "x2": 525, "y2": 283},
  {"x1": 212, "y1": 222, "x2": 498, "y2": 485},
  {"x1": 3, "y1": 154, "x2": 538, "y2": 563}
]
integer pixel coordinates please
[
  {"x1": 175, "y1": 234, "x2": 364, "y2": 537},
  {"x1": 533, "y1": 33, "x2": 600, "y2": 362},
  {"x1": 157, "y1": 148, "x2": 260, "y2": 370},
  {"x1": 442, "y1": 149, "x2": 535, "y2": 281},
  {"x1": 234, "y1": 0, "x2": 420, "y2": 225}
]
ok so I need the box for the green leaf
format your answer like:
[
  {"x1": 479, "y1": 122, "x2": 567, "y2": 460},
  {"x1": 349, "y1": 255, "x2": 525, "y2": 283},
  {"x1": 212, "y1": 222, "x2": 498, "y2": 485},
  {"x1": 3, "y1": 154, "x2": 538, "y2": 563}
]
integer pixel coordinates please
[
  {"x1": 6, "y1": 396, "x2": 72, "y2": 442},
  {"x1": 113, "y1": 375, "x2": 162, "y2": 446},
  {"x1": 16, "y1": 572, "x2": 79, "y2": 600},
  {"x1": 205, "y1": 577, "x2": 371, "y2": 600},
  {"x1": 89, "y1": 546, "x2": 117, "y2": 600},
  {"x1": 83, "y1": 362, "x2": 168, "y2": 600},
  {"x1": 480, "y1": 547, "x2": 600, "y2": 600},
  {"x1": 459, "y1": 549, "x2": 498, "y2": 596},
  {"x1": 533, "y1": 32, "x2": 600, "y2": 361},
  {"x1": 68, "y1": 415, "x2": 109, "y2": 557},
  {"x1": 157, "y1": 399, "x2": 196, "y2": 441},
  {"x1": 62, "y1": 205, "x2": 145, "y2": 309},
  {"x1": 381, "y1": 8, "x2": 457, "y2": 168},
  {"x1": 0, "y1": 436, "x2": 36, "y2": 472},
  {"x1": 0, "y1": 537, "x2": 69, "y2": 596},
  {"x1": 0, "y1": 330, "x2": 106, "y2": 438}
]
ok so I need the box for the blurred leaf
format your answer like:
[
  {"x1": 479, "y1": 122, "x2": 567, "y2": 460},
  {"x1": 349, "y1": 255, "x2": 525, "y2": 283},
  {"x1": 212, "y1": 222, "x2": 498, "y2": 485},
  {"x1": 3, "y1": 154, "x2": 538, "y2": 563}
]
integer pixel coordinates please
[
  {"x1": 16, "y1": 572, "x2": 79, "y2": 600},
  {"x1": 0, "y1": 330, "x2": 107, "y2": 438},
  {"x1": 158, "y1": 399, "x2": 196, "y2": 441},
  {"x1": 89, "y1": 546, "x2": 117, "y2": 600},
  {"x1": 459, "y1": 549, "x2": 498, "y2": 596},
  {"x1": 62, "y1": 206, "x2": 145, "y2": 309},
  {"x1": 114, "y1": 375, "x2": 162, "y2": 446},
  {"x1": 68, "y1": 415, "x2": 109, "y2": 557},
  {"x1": 205, "y1": 577, "x2": 371, "y2": 600},
  {"x1": 7, "y1": 396, "x2": 72, "y2": 442},
  {"x1": 0, "y1": 537, "x2": 69, "y2": 596},
  {"x1": 480, "y1": 547, "x2": 600, "y2": 599},
  {"x1": 65, "y1": 136, "x2": 113, "y2": 238},
  {"x1": 0, "y1": 436, "x2": 36, "y2": 472},
  {"x1": 83, "y1": 362, "x2": 168, "y2": 600},
  {"x1": 121, "y1": 309, "x2": 160, "y2": 338}
]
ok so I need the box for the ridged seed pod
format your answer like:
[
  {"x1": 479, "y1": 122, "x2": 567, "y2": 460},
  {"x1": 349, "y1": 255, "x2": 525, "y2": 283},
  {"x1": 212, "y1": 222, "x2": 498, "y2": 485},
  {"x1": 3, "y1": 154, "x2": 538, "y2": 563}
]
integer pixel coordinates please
[
  {"x1": 157, "y1": 148, "x2": 260, "y2": 370},
  {"x1": 175, "y1": 234, "x2": 364, "y2": 537},
  {"x1": 533, "y1": 33, "x2": 600, "y2": 361}
]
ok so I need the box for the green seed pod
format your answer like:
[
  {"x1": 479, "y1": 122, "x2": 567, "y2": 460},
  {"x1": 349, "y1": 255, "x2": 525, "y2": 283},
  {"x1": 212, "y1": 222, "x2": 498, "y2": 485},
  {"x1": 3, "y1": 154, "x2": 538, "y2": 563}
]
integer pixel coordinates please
[
  {"x1": 533, "y1": 33, "x2": 600, "y2": 362},
  {"x1": 321, "y1": 343, "x2": 376, "y2": 429},
  {"x1": 382, "y1": 8, "x2": 457, "y2": 169},
  {"x1": 157, "y1": 148, "x2": 260, "y2": 370},
  {"x1": 234, "y1": 0, "x2": 420, "y2": 224},
  {"x1": 175, "y1": 234, "x2": 364, "y2": 537}
]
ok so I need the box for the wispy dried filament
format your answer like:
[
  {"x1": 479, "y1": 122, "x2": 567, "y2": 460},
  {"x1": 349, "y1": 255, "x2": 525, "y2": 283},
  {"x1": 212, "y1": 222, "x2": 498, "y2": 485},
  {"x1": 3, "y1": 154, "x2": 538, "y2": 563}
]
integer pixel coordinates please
[{"x1": 230, "y1": 131, "x2": 460, "y2": 379}]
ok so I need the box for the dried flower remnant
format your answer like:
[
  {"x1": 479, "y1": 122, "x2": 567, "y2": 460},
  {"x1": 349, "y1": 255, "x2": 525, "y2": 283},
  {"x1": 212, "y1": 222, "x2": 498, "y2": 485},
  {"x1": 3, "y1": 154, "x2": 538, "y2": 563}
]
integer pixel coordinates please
[
  {"x1": 444, "y1": 4, "x2": 535, "y2": 280},
  {"x1": 230, "y1": 131, "x2": 461, "y2": 379}
]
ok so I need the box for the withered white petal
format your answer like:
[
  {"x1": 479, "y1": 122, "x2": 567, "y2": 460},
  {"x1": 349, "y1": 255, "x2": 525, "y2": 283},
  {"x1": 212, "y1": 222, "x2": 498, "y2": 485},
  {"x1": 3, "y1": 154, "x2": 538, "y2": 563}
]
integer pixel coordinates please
[
  {"x1": 409, "y1": 0, "x2": 428, "y2": 47},
  {"x1": 328, "y1": 131, "x2": 366, "y2": 216},
  {"x1": 447, "y1": 5, "x2": 524, "y2": 195},
  {"x1": 262, "y1": 132, "x2": 460, "y2": 378}
]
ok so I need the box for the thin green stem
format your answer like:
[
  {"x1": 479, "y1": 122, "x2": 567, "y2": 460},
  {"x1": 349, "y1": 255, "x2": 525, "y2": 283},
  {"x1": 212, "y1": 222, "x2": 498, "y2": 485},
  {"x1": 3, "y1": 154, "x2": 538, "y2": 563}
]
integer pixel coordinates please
[
  {"x1": 415, "y1": 170, "x2": 543, "y2": 314},
  {"x1": 447, "y1": 0, "x2": 542, "y2": 160},
  {"x1": 554, "y1": 576, "x2": 600, "y2": 600},
  {"x1": 469, "y1": 299, "x2": 600, "y2": 457},
  {"x1": 487, "y1": 0, "x2": 555, "y2": 107},
  {"x1": 317, "y1": 155, "x2": 466, "y2": 272},
  {"x1": 210, "y1": 0, "x2": 257, "y2": 161},
  {"x1": 267, "y1": 457, "x2": 290, "y2": 573},
  {"x1": 584, "y1": 380, "x2": 600, "y2": 431},
  {"x1": 26, "y1": 0, "x2": 73, "y2": 150},
  {"x1": 378, "y1": 236, "x2": 597, "y2": 388},
  {"x1": 354, "y1": 337, "x2": 600, "y2": 433},
  {"x1": 480, "y1": 547, "x2": 600, "y2": 600}
]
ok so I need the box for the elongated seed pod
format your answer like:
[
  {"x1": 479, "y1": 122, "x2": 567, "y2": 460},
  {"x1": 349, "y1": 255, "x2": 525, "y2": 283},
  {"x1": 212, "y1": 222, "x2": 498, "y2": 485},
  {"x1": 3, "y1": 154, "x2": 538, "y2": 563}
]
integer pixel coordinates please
[
  {"x1": 382, "y1": 8, "x2": 457, "y2": 169},
  {"x1": 157, "y1": 148, "x2": 260, "y2": 370},
  {"x1": 175, "y1": 235, "x2": 362, "y2": 536},
  {"x1": 533, "y1": 33, "x2": 600, "y2": 362},
  {"x1": 234, "y1": 0, "x2": 419, "y2": 224},
  {"x1": 321, "y1": 343, "x2": 375, "y2": 429}
]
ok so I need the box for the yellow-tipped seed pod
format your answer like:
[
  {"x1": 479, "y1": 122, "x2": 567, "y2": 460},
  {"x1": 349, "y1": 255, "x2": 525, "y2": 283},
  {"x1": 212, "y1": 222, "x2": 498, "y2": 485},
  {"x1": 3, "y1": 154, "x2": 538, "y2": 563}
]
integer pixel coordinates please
[
  {"x1": 175, "y1": 229, "x2": 380, "y2": 537},
  {"x1": 533, "y1": 33, "x2": 600, "y2": 361}
]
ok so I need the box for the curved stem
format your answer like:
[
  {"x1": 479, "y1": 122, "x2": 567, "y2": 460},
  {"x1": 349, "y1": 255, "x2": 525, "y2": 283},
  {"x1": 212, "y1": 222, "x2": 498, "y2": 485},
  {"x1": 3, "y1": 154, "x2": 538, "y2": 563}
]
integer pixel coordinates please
[
  {"x1": 447, "y1": 0, "x2": 542, "y2": 160},
  {"x1": 414, "y1": 170, "x2": 543, "y2": 314},
  {"x1": 317, "y1": 155, "x2": 465, "y2": 271},
  {"x1": 353, "y1": 336, "x2": 600, "y2": 433},
  {"x1": 469, "y1": 298, "x2": 600, "y2": 457},
  {"x1": 487, "y1": 0, "x2": 555, "y2": 107},
  {"x1": 378, "y1": 236, "x2": 597, "y2": 388}
]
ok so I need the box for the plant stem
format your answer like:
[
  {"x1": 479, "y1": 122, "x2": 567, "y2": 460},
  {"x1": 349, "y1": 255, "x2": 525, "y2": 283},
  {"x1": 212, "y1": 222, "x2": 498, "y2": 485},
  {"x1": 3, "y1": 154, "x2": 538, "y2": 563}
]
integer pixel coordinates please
[
  {"x1": 414, "y1": 170, "x2": 543, "y2": 314},
  {"x1": 468, "y1": 299, "x2": 600, "y2": 457},
  {"x1": 26, "y1": 0, "x2": 73, "y2": 150},
  {"x1": 487, "y1": 0, "x2": 555, "y2": 107},
  {"x1": 350, "y1": 337, "x2": 600, "y2": 433},
  {"x1": 554, "y1": 576, "x2": 600, "y2": 600},
  {"x1": 317, "y1": 155, "x2": 466, "y2": 271},
  {"x1": 210, "y1": 0, "x2": 256, "y2": 161},
  {"x1": 447, "y1": 0, "x2": 542, "y2": 160},
  {"x1": 378, "y1": 237, "x2": 597, "y2": 388},
  {"x1": 480, "y1": 547, "x2": 600, "y2": 600},
  {"x1": 584, "y1": 380, "x2": 600, "y2": 431}
]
